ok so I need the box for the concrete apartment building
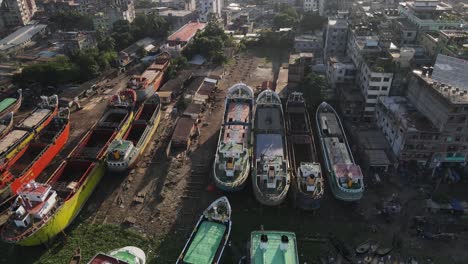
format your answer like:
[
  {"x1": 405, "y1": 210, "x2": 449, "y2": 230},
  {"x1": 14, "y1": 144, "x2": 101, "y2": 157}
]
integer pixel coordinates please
[
  {"x1": 294, "y1": 33, "x2": 323, "y2": 54},
  {"x1": 419, "y1": 30, "x2": 468, "y2": 61},
  {"x1": 324, "y1": 18, "x2": 348, "y2": 59},
  {"x1": 93, "y1": 0, "x2": 135, "y2": 31},
  {"x1": 359, "y1": 57, "x2": 394, "y2": 118},
  {"x1": 376, "y1": 64, "x2": 468, "y2": 165},
  {"x1": 0, "y1": 0, "x2": 37, "y2": 27},
  {"x1": 288, "y1": 53, "x2": 313, "y2": 84},
  {"x1": 398, "y1": 0, "x2": 462, "y2": 31},
  {"x1": 198, "y1": 0, "x2": 223, "y2": 22}
]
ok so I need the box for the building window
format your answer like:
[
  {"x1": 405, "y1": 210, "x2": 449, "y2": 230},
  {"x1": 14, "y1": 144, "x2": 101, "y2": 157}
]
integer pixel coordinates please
[
  {"x1": 383, "y1": 77, "x2": 390, "y2": 82},
  {"x1": 381, "y1": 86, "x2": 388, "y2": 91},
  {"x1": 368, "y1": 95, "x2": 378, "y2": 99},
  {"x1": 370, "y1": 77, "x2": 381, "y2": 82},
  {"x1": 369, "y1": 86, "x2": 379, "y2": 90}
]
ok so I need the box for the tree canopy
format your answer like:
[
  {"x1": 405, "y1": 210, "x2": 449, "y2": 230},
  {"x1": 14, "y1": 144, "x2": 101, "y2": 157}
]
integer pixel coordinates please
[
  {"x1": 272, "y1": 3, "x2": 299, "y2": 29},
  {"x1": 111, "y1": 14, "x2": 169, "y2": 51},
  {"x1": 49, "y1": 11, "x2": 94, "y2": 31},
  {"x1": 299, "y1": 12, "x2": 327, "y2": 32},
  {"x1": 296, "y1": 73, "x2": 327, "y2": 108},
  {"x1": 182, "y1": 22, "x2": 230, "y2": 65},
  {"x1": 13, "y1": 56, "x2": 79, "y2": 86}
]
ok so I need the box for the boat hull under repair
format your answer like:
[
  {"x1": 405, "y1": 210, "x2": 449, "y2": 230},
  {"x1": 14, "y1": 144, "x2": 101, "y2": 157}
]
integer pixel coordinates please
[
  {"x1": 1, "y1": 95, "x2": 135, "y2": 246},
  {"x1": 286, "y1": 92, "x2": 324, "y2": 210},
  {"x1": 107, "y1": 94, "x2": 161, "y2": 172},
  {"x1": 213, "y1": 83, "x2": 254, "y2": 191},
  {"x1": 315, "y1": 102, "x2": 364, "y2": 201},
  {"x1": 252, "y1": 90, "x2": 290, "y2": 206},
  {"x1": 177, "y1": 197, "x2": 232, "y2": 264}
]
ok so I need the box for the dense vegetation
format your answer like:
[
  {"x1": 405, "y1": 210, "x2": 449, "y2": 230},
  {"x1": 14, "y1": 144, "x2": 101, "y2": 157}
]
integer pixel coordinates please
[
  {"x1": 111, "y1": 14, "x2": 170, "y2": 51},
  {"x1": 296, "y1": 72, "x2": 328, "y2": 108},
  {"x1": 49, "y1": 11, "x2": 94, "y2": 31},
  {"x1": 182, "y1": 22, "x2": 232, "y2": 65}
]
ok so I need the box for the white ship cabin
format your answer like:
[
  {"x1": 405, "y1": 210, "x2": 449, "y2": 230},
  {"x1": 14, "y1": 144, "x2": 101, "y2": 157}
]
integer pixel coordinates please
[
  {"x1": 12, "y1": 182, "x2": 57, "y2": 228},
  {"x1": 218, "y1": 124, "x2": 247, "y2": 177},
  {"x1": 108, "y1": 140, "x2": 133, "y2": 162},
  {"x1": 298, "y1": 162, "x2": 322, "y2": 192},
  {"x1": 256, "y1": 134, "x2": 285, "y2": 189},
  {"x1": 334, "y1": 164, "x2": 363, "y2": 189}
]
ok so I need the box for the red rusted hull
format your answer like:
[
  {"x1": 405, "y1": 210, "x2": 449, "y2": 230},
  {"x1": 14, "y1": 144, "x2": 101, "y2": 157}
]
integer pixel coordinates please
[
  {"x1": 0, "y1": 115, "x2": 70, "y2": 198},
  {"x1": 10, "y1": 122, "x2": 70, "y2": 194}
]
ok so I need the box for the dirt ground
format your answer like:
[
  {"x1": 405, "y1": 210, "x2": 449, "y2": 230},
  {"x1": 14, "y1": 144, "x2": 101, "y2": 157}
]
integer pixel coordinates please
[
  {"x1": 10, "y1": 50, "x2": 468, "y2": 263},
  {"x1": 81, "y1": 51, "x2": 468, "y2": 263}
]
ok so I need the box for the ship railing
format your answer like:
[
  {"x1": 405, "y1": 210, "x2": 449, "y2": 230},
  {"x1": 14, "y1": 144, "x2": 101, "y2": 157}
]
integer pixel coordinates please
[{"x1": 4, "y1": 201, "x2": 60, "y2": 242}]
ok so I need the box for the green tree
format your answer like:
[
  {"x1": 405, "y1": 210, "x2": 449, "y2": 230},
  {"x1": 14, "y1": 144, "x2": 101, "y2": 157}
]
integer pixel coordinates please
[
  {"x1": 135, "y1": 0, "x2": 158, "y2": 8},
  {"x1": 296, "y1": 73, "x2": 327, "y2": 108},
  {"x1": 300, "y1": 12, "x2": 327, "y2": 32},
  {"x1": 13, "y1": 56, "x2": 79, "y2": 86},
  {"x1": 165, "y1": 56, "x2": 188, "y2": 80},
  {"x1": 273, "y1": 13, "x2": 298, "y2": 29},
  {"x1": 97, "y1": 35, "x2": 116, "y2": 52},
  {"x1": 49, "y1": 11, "x2": 93, "y2": 31},
  {"x1": 131, "y1": 13, "x2": 170, "y2": 40},
  {"x1": 111, "y1": 20, "x2": 135, "y2": 51}
]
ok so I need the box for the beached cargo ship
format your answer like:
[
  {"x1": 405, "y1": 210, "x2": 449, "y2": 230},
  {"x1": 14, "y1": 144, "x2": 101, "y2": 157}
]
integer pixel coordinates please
[
  {"x1": 252, "y1": 90, "x2": 290, "y2": 206},
  {"x1": 286, "y1": 92, "x2": 324, "y2": 210},
  {"x1": 316, "y1": 102, "x2": 364, "y2": 201},
  {"x1": 0, "y1": 91, "x2": 136, "y2": 246},
  {"x1": 0, "y1": 108, "x2": 70, "y2": 216},
  {"x1": 177, "y1": 197, "x2": 231, "y2": 264},
  {"x1": 128, "y1": 52, "x2": 171, "y2": 102},
  {"x1": 213, "y1": 83, "x2": 254, "y2": 191},
  {"x1": 106, "y1": 93, "x2": 161, "y2": 172},
  {"x1": 0, "y1": 89, "x2": 22, "y2": 119},
  {"x1": 250, "y1": 231, "x2": 299, "y2": 264},
  {"x1": 0, "y1": 95, "x2": 58, "y2": 171},
  {"x1": 87, "y1": 246, "x2": 147, "y2": 264}
]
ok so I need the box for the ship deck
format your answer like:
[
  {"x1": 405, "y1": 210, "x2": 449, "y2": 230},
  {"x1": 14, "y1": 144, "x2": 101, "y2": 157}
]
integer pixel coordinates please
[
  {"x1": 126, "y1": 124, "x2": 146, "y2": 145},
  {"x1": 0, "y1": 130, "x2": 28, "y2": 155},
  {"x1": 226, "y1": 103, "x2": 250, "y2": 123},
  {"x1": 97, "y1": 109, "x2": 128, "y2": 130},
  {"x1": 137, "y1": 103, "x2": 158, "y2": 122},
  {"x1": 251, "y1": 231, "x2": 299, "y2": 264},
  {"x1": 72, "y1": 129, "x2": 115, "y2": 160},
  {"x1": 289, "y1": 135, "x2": 315, "y2": 168},
  {"x1": 255, "y1": 107, "x2": 282, "y2": 132},
  {"x1": 0, "y1": 98, "x2": 16, "y2": 113},
  {"x1": 8, "y1": 144, "x2": 43, "y2": 178},
  {"x1": 17, "y1": 109, "x2": 51, "y2": 129},
  {"x1": 255, "y1": 134, "x2": 284, "y2": 159},
  {"x1": 182, "y1": 220, "x2": 226, "y2": 264},
  {"x1": 50, "y1": 160, "x2": 94, "y2": 199}
]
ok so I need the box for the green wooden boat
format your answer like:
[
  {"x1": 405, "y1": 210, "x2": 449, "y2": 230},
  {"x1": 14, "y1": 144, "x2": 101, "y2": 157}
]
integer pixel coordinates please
[
  {"x1": 177, "y1": 196, "x2": 232, "y2": 264},
  {"x1": 250, "y1": 231, "x2": 299, "y2": 264}
]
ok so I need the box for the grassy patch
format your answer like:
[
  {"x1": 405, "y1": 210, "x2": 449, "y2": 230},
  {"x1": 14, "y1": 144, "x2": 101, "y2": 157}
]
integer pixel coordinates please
[{"x1": 0, "y1": 223, "x2": 149, "y2": 264}]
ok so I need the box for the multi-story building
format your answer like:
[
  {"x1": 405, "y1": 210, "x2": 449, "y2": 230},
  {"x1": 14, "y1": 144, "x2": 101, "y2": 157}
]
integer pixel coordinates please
[
  {"x1": 288, "y1": 53, "x2": 313, "y2": 84},
  {"x1": 419, "y1": 30, "x2": 468, "y2": 61},
  {"x1": 376, "y1": 67, "x2": 468, "y2": 166},
  {"x1": 0, "y1": 0, "x2": 37, "y2": 27},
  {"x1": 161, "y1": 21, "x2": 206, "y2": 56},
  {"x1": 359, "y1": 56, "x2": 394, "y2": 118},
  {"x1": 324, "y1": 18, "x2": 348, "y2": 59},
  {"x1": 392, "y1": 18, "x2": 418, "y2": 45},
  {"x1": 159, "y1": 10, "x2": 196, "y2": 31},
  {"x1": 303, "y1": 0, "x2": 318, "y2": 12},
  {"x1": 294, "y1": 33, "x2": 322, "y2": 54},
  {"x1": 327, "y1": 56, "x2": 357, "y2": 89},
  {"x1": 347, "y1": 24, "x2": 382, "y2": 69},
  {"x1": 93, "y1": 0, "x2": 135, "y2": 31},
  {"x1": 198, "y1": 0, "x2": 222, "y2": 22},
  {"x1": 398, "y1": 0, "x2": 462, "y2": 31},
  {"x1": 62, "y1": 31, "x2": 96, "y2": 55}
]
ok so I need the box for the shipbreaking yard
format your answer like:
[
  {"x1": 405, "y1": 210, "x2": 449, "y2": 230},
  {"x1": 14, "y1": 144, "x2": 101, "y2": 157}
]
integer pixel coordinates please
[{"x1": 2, "y1": 50, "x2": 468, "y2": 264}]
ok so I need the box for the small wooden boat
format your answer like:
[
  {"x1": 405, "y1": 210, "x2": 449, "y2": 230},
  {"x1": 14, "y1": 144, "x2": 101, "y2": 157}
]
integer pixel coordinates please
[
  {"x1": 69, "y1": 248, "x2": 81, "y2": 264},
  {"x1": 177, "y1": 197, "x2": 232, "y2": 264},
  {"x1": 0, "y1": 113, "x2": 13, "y2": 139},
  {"x1": 87, "y1": 246, "x2": 146, "y2": 264},
  {"x1": 0, "y1": 89, "x2": 22, "y2": 119}
]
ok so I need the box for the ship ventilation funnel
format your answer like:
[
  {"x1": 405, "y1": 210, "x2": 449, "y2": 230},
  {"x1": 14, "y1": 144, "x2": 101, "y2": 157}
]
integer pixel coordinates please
[
  {"x1": 260, "y1": 234, "x2": 268, "y2": 251},
  {"x1": 280, "y1": 235, "x2": 289, "y2": 251}
]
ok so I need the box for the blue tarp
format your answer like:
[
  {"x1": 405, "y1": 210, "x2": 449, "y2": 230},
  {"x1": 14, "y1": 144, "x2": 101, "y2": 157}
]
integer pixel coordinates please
[{"x1": 450, "y1": 199, "x2": 463, "y2": 212}]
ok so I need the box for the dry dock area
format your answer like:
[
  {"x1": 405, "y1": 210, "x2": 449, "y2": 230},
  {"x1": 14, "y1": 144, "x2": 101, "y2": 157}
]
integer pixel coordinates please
[{"x1": 1, "y1": 51, "x2": 468, "y2": 264}]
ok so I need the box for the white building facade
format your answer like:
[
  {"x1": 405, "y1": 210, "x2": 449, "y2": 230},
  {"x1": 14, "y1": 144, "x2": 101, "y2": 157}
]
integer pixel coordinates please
[
  {"x1": 359, "y1": 61, "x2": 394, "y2": 117},
  {"x1": 198, "y1": 0, "x2": 223, "y2": 22},
  {"x1": 303, "y1": 0, "x2": 318, "y2": 12}
]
